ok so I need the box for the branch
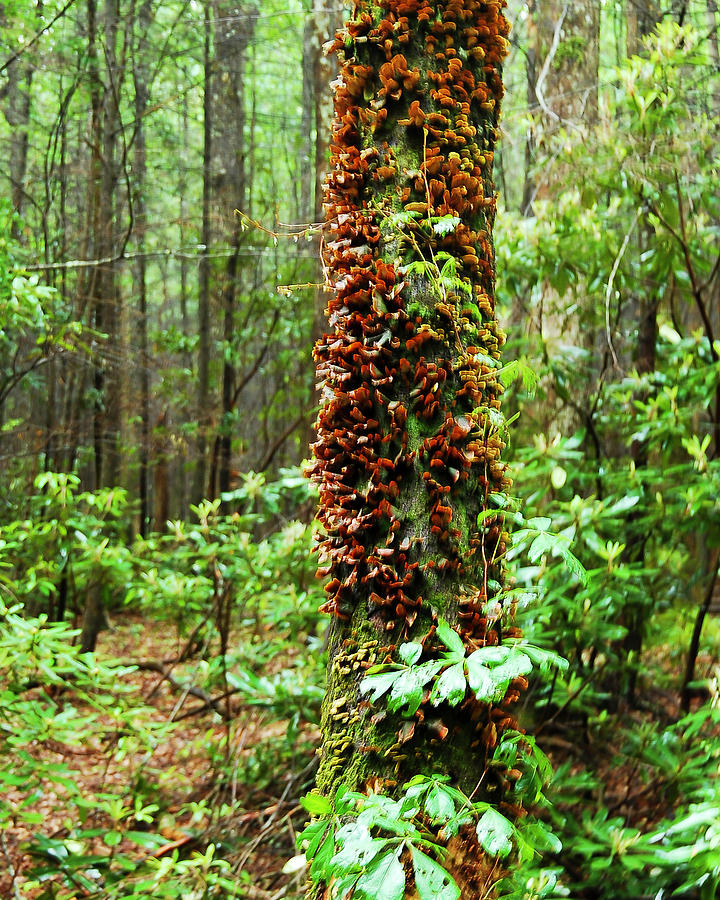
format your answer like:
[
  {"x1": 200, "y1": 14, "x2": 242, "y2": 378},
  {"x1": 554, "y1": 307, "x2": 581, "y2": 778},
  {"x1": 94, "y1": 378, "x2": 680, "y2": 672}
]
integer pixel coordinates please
[
  {"x1": 0, "y1": 0, "x2": 78, "y2": 76},
  {"x1": 258, "y1": 408, "x2": 313, "y2": 471},
  {"x1": 123, "y1": 659, "x2": 223, "y2": 715},
  {"x1": 604, "y1": 206, "x2": 641, "y2": 372},
  {"x1": 534, "y1": 1, "x2": 569, "y2": 124}
]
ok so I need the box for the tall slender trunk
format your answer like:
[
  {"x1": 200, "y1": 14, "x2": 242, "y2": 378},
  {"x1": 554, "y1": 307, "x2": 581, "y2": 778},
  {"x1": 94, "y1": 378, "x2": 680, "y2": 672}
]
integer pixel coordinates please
[
  {"x1": 621, "y1": 0, "x2": 660, "y2": 701},
  {"x1": 132, "y1": 0, "x2": 153, "y2": 536},
  {"x1": 192, "y1": 0, "x2": 213, "y2": 505},
  {"x1": 212, "y1": 2, "x2": 257, "y2": 500},
  {"x1": 300, "y1": 0, "x2": 344, "y2": 458}
]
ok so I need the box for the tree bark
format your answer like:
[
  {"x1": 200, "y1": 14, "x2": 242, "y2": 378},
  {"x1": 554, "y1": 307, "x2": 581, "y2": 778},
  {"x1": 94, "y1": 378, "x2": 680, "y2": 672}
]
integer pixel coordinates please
[
  {"x1": 211, "y1": 1, "x2": 257, "y2": 501},
  {"x1": 132, "y1": 0, "x2": 153, "y2": 536},
  {"x1": 310, "y1": 1, "x2": 521, "y2": 893},
  {"x1": 192, "y1": 0, "x2": 214, "y2": 505}
]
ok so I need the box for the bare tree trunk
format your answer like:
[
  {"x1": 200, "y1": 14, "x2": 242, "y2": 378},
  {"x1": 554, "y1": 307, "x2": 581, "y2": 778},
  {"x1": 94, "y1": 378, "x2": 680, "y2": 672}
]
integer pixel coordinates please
[
  {"x1": 132, "y1": 0, "x2": 153, "y2": 535},
  {"x1": 192, "y1": 0, "x2": 213, "y2": 506},
  {"x1": 626, "y1": 0, "x2": 659, "y2": 56},
  {"x1": 212, "y1": 1, "x2": 257, "y2": 501},
  {"x1": 299, "y1": 0, "x2": 344, "y2": 459},
  {"x1": 620, "y1": 0, "x2": 661, "y2": 700}
]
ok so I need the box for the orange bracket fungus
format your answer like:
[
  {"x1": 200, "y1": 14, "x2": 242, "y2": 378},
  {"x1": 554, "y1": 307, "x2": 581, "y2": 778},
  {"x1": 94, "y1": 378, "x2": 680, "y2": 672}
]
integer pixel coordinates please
[{"x1": 308, "y1": 0, "x2": 524, "y2": 893}]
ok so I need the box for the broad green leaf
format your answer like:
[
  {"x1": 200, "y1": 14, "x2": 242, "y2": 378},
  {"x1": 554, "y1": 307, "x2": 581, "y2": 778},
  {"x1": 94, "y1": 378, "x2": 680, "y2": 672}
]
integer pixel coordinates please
[
  {"x1": 602, "y1": 495, "x2": 641, "y2": 516},
  {"x1": 436, "y1": 621, "x2": 464, "y2": 657},
  {"x1": 301, "y1": 792, "x2": 332, "y2": 817},
  {"x1": 333, "y1": 874, "x2": 361, "y2": 900},
  {"x1": 410, "y1": 845, "x2": 460, "y2": 900},
  {"x1": 517, "y1": 644, "x2": 568, "y2": 673},
  {"x1": 297, "y1": 820, "x2": 327, "y2": 856},
  {"x1": 469, "y1": 646, "x2": 511, "y2": 666},
  {"x1": 332, "y1": 822, "x2": 386, "y2": 870},
  {"x1": 385, "y1": 661, "x2": 444, "y2": 715},
  {"x1": 491, "y1": 652, "x2": 533, "y2": 686},
  {"x1": 361, "y1": 669, "x2": 402, "y2": 703},
  {"x1": 557, "y1": 546, "x2": 589, "y2": 586},
  {"x1": 425, "y1": 785, "x2": 456, "y2": 822},
  {"x1": 528, "y1": 531, "x2": 556, "y2": 562},
  {"x1": 355, "y1": 848, "x2": 406, "y2": 900},
  {"x1": 465, "y1": 655, "x2": 495, "y2": 701},
  {"x1": 476, "y1": 808, "x2": 514, "y2": 857},
  {"x1": 310, "y1": 829, "x2": 335, "y2": 881},
  {"x1": 398, "y1": 642, "x2": 423, "y2": 666},
  {"x1": 432, "y1": 215, "x2": 461, "y2": 236},
  {"x1": 429, "y1": 662, "x2": 467, "y2": 707},
  {"x1": 388, "y1": 667, "x2": 428, "y2": 715}
]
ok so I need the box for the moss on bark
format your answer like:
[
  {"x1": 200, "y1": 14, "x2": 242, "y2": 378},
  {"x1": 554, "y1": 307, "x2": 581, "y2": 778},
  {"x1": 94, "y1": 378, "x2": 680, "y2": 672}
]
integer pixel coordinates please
[{"x1": 309, "y1": 0, "x2": 520, "y2": 894}]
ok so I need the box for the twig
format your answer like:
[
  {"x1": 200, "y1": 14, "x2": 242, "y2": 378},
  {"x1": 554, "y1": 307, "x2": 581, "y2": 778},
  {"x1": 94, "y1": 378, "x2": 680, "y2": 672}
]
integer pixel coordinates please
[
  {"x1": 604, "y1": 206, "x2": 641, "y2": 372},
  {"x1": 535, "y1": 660, "x2": 607, "y2": 736},
  {"x1": 534, "y1": 2, "x2": 569, "y2": 124},
  {"x1": 0, "y1": 0, "x2": 78, "y2": 76},
  {"x1": 125, "y1": 659, "x2": 223, "y2": 715}
]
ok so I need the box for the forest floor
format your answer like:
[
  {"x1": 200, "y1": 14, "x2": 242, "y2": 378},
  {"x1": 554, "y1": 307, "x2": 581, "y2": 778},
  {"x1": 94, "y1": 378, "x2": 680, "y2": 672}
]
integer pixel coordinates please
[
  {"x1": 4, "y1": 612, "x2": 718, "y2": 898},
  {"x1": 3, "y1": 614, "x2": 316, "y2": 899}
]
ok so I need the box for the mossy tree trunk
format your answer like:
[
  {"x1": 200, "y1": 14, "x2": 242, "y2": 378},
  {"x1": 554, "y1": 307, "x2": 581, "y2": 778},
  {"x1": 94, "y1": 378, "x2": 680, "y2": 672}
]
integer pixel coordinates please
[{"x1": 310, "y1": 0, "x2": 520, "y2": 894}]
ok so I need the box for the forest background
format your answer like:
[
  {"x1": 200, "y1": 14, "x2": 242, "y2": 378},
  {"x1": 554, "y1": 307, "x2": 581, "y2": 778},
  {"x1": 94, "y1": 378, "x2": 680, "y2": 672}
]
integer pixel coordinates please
[{"x1": 0, "y1": 0, "x2": 719, "y2": 897}]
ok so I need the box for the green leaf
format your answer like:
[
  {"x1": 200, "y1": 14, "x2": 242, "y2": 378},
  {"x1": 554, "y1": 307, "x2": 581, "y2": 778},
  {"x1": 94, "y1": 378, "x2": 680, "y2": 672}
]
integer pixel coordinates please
[
  {"x1": 301, "y1": 792, "x2": 332, "y2": 817},
  {"x1": 556, "y1": 545, "x2": 589, "y2": 586},
  {"x1": 355, "y1": 848, "x2": 406, "y2": 900},
  {"x1": 398, "y1": 642, "x2": 423, "y2": 666},
  {"x1": 469, "y1": 646, "x2": 511, "y2": 666},
  {"x1": 465, "y1": 655, "x2": 495, "y2": 701},
  {"x1": 432, "y1": 215, "x2": 461, "y2": 236},
  {"x1": 387, "y1": 667, "x2": 429, "y2": 716},
  {"x1": 429, "y1": 662, "x2": 467, "y2": 707},
  {"x1": 476, "y1": 808, "x2": 514, "y2": 857},
  {"x1": 436, "y1": 621, "x2": 464, "y2": 657},
  {"x1": 491, "y1": 652, "x2": 533, "y2": 685},
  {"x1": 410, "y1": 845, "x2": 460, "y2": 900},
  {"x1": 385, "y1": 661, "x2": 444, "y2": 715},
  {"x1": 332, "y1": 822, "x2": 386, "y2": 870},
  {"x1": 310, "y1": 829, "x2": 335, "y2": 881},
  {"x1": 333, "y1": 874, "x2": 361, "y2": 900},
  {"x1": 361, "y1": 669, "x2": 402, "y2": 703},
  {"x1": 425, "y1": 785, "x2": 456, "y2": 822},
  {"x1": 518, "y1": 644, "x2": 568, "y2": 673}
]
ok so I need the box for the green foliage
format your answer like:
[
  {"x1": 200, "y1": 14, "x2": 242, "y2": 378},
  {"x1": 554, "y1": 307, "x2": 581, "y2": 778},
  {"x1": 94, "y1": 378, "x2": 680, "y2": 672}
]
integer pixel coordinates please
[
  {"x1": 299, "y1": 773, "x2": 561, "y2": 900},
  {"x1": 492, "y1": 18, "x2": 720, "y2": 900},
  {"x1": 360, "y1": 621, "x2": 566, "y2": 715}
]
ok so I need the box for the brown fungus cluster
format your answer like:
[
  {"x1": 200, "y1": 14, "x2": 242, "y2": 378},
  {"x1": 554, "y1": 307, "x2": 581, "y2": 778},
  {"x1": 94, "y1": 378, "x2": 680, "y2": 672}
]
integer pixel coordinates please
[{"x1": 311, "y1": 0, "x2": 513, "y2": 651}]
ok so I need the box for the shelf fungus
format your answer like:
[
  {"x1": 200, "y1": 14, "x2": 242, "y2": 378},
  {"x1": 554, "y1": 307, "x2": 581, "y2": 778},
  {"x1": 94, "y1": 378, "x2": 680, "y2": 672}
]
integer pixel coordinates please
[{"x1": 308, "y1": 1, "x2": 527, "y2": 895}]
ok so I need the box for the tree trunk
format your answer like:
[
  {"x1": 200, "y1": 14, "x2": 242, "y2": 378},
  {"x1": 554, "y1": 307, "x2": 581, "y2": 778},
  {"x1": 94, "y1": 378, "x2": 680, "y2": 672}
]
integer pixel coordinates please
[
  {"x1": 0, "y1": 51, "x2": 33, "y2": 229},
  {"x1": 192, "y1": 0, "x2": 214, "y2": 506},
  {"x1": 525, "y1": 0, "x2": 601, "y2": 438},
  {"x1": 88, "y1": 0, "x2": 124, "y2": 491},
  {"x1": 212, "y1": 1, "x2": 257, "y2": 501},
  {"x1": 310, "y1": 1, "x2": 522, "y2": 894},
  {"x1": 621, "y1": 0, "x2": 660, "y2": 701},
  {"x1": 300, "y1": 0, "x2": 344, "y2": 458},
  {"x1": 132, "y1": 0, "x2": 153, "y2": 536}
]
